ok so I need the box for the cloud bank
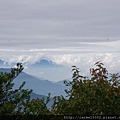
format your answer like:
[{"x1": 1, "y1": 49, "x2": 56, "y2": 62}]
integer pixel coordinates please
[{"x1": 0, "y1": 0, "x2": 120, "y2": 80}]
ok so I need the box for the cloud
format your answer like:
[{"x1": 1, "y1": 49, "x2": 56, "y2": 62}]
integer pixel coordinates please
[
  {"x1": 0, "y1": 39, "x2": 120, "y2": 68},
  {"x1": 51, "y1": 53, "x2": 120, "y2": 76},
  {"x1": 0, "y1": 0, "x2": 120, "y2": 80},
  {"x1": 0, "y1": 46, "x2": 120, "y2": 81},
  {"x1": 0, "y1": 0, "x2": 120, "y2": 42},
  {"x1": 1, "y1": 51, "x2": 120, "y2": 73}
]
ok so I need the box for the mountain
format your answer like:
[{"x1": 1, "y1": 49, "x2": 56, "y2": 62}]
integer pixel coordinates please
[
  {"x1": 14, "y1": 72, "x2": 68, "y2": 97},
  {"x1": 0, "y1": 68, "x2": 11, "y2": 72},
  {"x1": 24, "y1": 59, "x2": 71, "y2": 81},
  {"x1": 0, "y1": 67, "x2": 54, "y2": 108},
  {"x1": 55, "y1": 79, "x2": 71, "y2": 86},
  {"x1": 0, "y1": 59, "x2": 71, "y2": 81},
  {"x1": 0, "y1": 59, "x2": 4, "y2": 65},
  {"x1": 0, "y1": 68, "x2": 68, "y2": 97},
  {"x1": 31, "y1": 59, "x2": 58, "y2": 68}
]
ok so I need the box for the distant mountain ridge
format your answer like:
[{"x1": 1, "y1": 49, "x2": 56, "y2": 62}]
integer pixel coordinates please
[
  {"x1": 0, "y1": 67, "x2": 54, "y2": 108},
  {"x1": 55, "y1": 79, "x2": 71, "y2": 86},
  {"x1": 31, "y1": 59, "x2": 58, "y2": 68},
  {"x1": 0, "y1": 68, "x2": 69, "y2": 97},
  {"x1": 0, "y1": 58, "x2": 71, "y2": 81},
  {"x1": 0, "y1": 68, "x2": 11, "y2": 72},
  {"x1": 24, "y1": 59, "x2": 71, "y2": 81},
  {"x1": 0, "y1": 59, "x2": 4, "y2": 65}
]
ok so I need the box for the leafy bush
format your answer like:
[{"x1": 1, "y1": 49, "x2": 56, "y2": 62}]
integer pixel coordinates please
[
  {"x1": 0, "y1": 63, "x2": 51, "y2": 116},
  {"x1": 0, "y1": 63, "x2": 33, "y2": 115},
  {"x1": 52, "y1": 61, "x2": 120, "y2": 115}
]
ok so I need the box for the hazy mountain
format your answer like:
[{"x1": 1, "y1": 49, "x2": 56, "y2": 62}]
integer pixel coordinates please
[
  {"x1": 0, "y1": 67, "x2": 54, "y2": 108},
  {"x1": 0, "y1": 68, "x2": 11, "y2": 72},
  {"x1": 55, "y1": 79, "x2": 71, "y2": 86},
  {"x1": 31, "y1": 59, "x2": 59, "y2": 68},
  {"x1": 0, "y1": 58, "x2": 71, "y2": 81},
  {"x1": 0, "y1": 68, "x2": 68, "y2": 97},
  {"x1": 0, "y1": 59, "x2": 4, "y2": 65},
  {"x1": 14, "y1": 72, "x2": 68, "y2": 97},
  {"x1": 24, "y1": 59, "x2": 71, "y2": 81}
]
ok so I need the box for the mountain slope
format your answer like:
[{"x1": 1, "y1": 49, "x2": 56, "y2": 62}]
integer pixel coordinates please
[
  {"x1": 30, "y1": 59, "x2": 58, "y2": 68},
  {"x1": 55, "y1": 79, "x2": 70, "y2": 86},
  {"x1": 0, "y1": 59, "x2": 71, "y2": 82},
  {"x1": 14, "y1": 72, "x2": 67, "y2": 97},
  {"x1": 0, "y1": 68, "x2": 68, "y2": 97},
  {"x1": 24, "y1": 59, "x2": 71, "y2": 81}
]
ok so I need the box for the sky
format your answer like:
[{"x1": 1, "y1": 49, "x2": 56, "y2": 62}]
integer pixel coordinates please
[{"x1": 0, "y1": 0, "x2": 120, "y2": 81}]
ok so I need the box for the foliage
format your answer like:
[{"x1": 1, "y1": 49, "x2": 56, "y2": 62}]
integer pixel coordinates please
[
  {"x1": 0, "y1": 63, "x2": 33, "y2": 115},
  {"x1": 52, "y1": 61, "x2": 120, "y2": 115},
  {"x1": 0, "y1": 63, "x2": 52, "y2": 117},
  {"x1": 25, "y1": 93, "x2": 51, "y2": 115},
  {"x1": 1, "y1": 61, "x2": 120, "y2": 116}
]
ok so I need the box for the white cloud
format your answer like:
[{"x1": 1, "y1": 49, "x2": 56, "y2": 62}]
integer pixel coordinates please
[
  {"x1": 0, "y1": 0, "x2": 120, "y2": 80},
  {"x1": 51, "y1": 53, "x2": 120, "y2": 74},
  {"x1": 1, "y1": 52, "x2": 119, "y2": 73},
  {"x1": 0, "y1": 47, "x2": 120, "y2": 81}
]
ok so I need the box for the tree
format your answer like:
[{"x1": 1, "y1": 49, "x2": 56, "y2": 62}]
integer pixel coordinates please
[
  {"x1": 0, "y1": 63, "x2": 51, "y2": 119},
  {"x1": 25, "y1": 93, "x2": 51, "y2": 115},
  {"x1": 52, "y1": 61, "x2": 120, "y2": 115},
  {"x1": 0, "y1": 63, "x2": 32, "y2": 115}
]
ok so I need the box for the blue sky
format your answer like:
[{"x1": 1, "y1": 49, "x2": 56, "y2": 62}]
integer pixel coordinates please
[{"x1": 0, "y1": 0, "x2": 120, "y2": 81}]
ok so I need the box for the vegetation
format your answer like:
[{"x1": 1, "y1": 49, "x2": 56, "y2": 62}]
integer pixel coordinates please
[
  {"x1": 0, "y1": 61, "x2": 120, "y2": 117},
  {"x1": 52, "y1": 61, "x2": 120, "y2": 115},
  {"x1": 0, "y1": 63, "x2": 32, "y2": 115}
]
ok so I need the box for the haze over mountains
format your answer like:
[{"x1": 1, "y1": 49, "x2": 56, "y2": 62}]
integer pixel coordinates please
[
  {"x1": 0, "y1": 65, "x2": 70, "y2": 108},
  {"x1": 0, "y1": 59, "x2": 71, "y2": 108},
  {"x1": 24, "y1": 59, "x2": 71, "y2": 81},
  {"x1": 0, "y1": 59, "x2": 71, "y2": 97},
  {"x1": 13, "y1": 71, "x2": 68, "y2": 97},
  {"x1": 0, "y1": 58, "x2": 71, "y2": 82}
]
